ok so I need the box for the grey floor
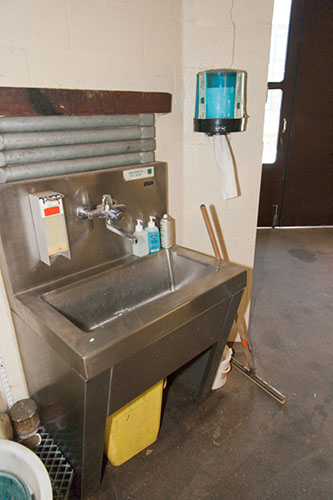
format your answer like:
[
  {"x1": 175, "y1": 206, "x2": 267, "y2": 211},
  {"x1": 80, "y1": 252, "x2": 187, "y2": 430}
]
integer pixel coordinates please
[{"x1": 96, "y1": 228, "x2": 333, "y2": 500}]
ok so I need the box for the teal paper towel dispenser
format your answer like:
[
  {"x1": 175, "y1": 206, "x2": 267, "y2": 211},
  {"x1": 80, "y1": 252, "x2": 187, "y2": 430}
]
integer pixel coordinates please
[{"x1": 194, "y1": 69, "x2": 246, "y2": 135}]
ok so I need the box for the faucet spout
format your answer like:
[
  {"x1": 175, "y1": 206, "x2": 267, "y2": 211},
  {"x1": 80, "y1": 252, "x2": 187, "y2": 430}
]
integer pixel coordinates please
[{"x1": 106, "y1": 220, "x2": 138, "y2": 244}]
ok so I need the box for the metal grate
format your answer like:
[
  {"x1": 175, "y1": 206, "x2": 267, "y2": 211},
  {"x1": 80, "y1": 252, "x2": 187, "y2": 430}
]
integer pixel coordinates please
[{"x1": 34, "y1": 427, "x2": 74, "y2": 499}]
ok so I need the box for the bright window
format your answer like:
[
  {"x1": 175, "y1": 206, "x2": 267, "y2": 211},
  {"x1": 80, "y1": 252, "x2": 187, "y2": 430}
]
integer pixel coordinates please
[
  {"x1": 262, "y1": 90, "x2": 283, "y2": 164},
  {"x1": 268, "y1": 0, "x2": 292, "y2": 82},
  {"x1": 262, "y1": 0, "x2": 292, "y2": 164}
]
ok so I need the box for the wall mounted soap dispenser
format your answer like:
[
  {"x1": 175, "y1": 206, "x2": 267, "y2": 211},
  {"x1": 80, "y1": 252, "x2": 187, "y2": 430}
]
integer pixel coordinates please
[{"x1": 29, "y1": 191, "x2": 70, "y2": 265}]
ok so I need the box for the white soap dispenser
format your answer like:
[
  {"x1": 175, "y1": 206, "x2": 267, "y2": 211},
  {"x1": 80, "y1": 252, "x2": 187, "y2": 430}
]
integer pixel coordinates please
[
  {"x1": 146, "y1": 216, "x2": 161, "y2": 254},
  {"x1": 132, "y1": 219, "x2": 149, "y2": 257}
]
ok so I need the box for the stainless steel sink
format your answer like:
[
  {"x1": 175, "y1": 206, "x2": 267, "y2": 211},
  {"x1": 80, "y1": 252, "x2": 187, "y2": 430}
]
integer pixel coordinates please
[
  {"x1": 0, "y1": 163, "x2": 247, "y2": 499},
  {"x1": 42, "y1": 249, "x2": 218, "y2": 332}
]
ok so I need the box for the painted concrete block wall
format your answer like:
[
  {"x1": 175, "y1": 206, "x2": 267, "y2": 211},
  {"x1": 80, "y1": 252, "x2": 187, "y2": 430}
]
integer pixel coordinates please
[
  {"x1": 0, "y1": 0, "x2": 184, "y2": 229},
  {"x1": 0, "y1": 0, "x2": 273, "y2": 407},
  {"x1": 0, "y1": 0, "x2": 183, "y2": 409},
  {"x1": 181, "y1": 0, "x2": 274, "y2": 334},
  {"x1": 0, "y1": 272, "x2": 28, "y2": 412}
]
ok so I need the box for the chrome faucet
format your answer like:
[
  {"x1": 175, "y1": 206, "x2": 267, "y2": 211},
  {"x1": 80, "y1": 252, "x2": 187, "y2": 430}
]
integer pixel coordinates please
[
  {"x1": 77, "y1": 194, "x2": 125, "y2": 221},
  {"x1": 77, "y1": 194, "x2": 137, "y2": 244}
]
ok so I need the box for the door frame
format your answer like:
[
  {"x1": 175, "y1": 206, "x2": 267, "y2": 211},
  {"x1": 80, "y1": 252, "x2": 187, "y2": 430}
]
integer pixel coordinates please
[{"x1": 258, "y1": 0, "x2": 305, "y2": 227}]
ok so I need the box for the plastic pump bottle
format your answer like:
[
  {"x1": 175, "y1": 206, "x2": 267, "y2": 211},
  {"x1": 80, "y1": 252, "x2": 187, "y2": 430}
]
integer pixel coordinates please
[
  {"x1": 132, "y1": 219, "x2": 149, "y2": 257},
  {"x1": 145, "y1": 216, "x2": 161, "y2": 254}
]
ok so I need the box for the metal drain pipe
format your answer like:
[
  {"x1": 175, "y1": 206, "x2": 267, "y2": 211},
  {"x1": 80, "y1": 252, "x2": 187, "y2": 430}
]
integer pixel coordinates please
[
  {"x1": 0, "y1": 139, "x2": 155, "y2": 166},
  {"x1": 0, "y1": 126, "x2": 155, "y2": 150},
  {"x1": 0, "y1": 151, "x2": 154, "y2": 183},
  {"x1": 0, "y1": 113, "x2": 154, "y2": 133}
]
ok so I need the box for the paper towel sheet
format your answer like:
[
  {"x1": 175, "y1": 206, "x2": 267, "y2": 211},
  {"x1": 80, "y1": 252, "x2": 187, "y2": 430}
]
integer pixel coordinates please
[{"x1": 213, "y1": 135, "x2": 238, "y2": 200}]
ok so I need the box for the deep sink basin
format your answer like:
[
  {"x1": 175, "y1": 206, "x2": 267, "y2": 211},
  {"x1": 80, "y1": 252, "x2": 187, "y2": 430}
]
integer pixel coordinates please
[{"x1": 42, "y1": 249, "x2": 218, "y2": 332}]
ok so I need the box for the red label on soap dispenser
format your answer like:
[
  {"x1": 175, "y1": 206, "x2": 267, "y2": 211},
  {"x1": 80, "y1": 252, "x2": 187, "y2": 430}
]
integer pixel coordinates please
[{"x1": 44, "y1": 206, "x2": 61, "y2": 217}]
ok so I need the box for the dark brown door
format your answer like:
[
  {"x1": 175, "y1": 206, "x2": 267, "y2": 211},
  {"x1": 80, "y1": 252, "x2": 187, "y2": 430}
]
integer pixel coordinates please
[{"x1": 258, "y1": 0, "x2": 333, "y2": 227}]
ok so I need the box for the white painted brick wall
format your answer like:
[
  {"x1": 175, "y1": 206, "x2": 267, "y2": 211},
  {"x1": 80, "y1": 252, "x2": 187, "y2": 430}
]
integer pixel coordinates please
[
  {"x1": 181, "y1": 0, "x2": 274, "y2": 337},
  {"x1": 0, "y1": 0, "x2": 274, "y2": 402},
  {"x1": 0, "y1": 0, "x2": 184, "y2": 408}
]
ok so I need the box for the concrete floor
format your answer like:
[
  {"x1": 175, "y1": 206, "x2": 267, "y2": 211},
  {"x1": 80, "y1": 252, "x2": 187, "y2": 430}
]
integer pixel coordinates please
[{"x1": 94, "y1": 228, "x2": 333, "y2": 499}]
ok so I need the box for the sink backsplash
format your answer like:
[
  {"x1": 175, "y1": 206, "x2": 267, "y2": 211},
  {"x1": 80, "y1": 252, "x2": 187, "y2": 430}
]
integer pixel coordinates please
[{"x1": 0, "y1": 162, "x2": 166, "y2": 295}]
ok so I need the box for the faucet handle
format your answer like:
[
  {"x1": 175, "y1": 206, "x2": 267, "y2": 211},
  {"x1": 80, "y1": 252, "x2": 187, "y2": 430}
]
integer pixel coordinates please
[
  {"x1": 107, "y1": 205, "x2": 126, "y2": 221},
  {"x1": 102, "y1": 194, "x2": 113, "y2": 210},
  {"x1": 77, "y1": 194, "x2": 126, "y2": 221},
  {"x1": 102, "y1": 194, "x2": 126, "y2": 221}
]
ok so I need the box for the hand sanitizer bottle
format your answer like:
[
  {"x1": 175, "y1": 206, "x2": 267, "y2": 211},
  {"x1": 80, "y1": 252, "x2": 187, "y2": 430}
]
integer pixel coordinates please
[
  {"x1": 146, "y1": 216, "x2": 161, "y2": 254},
  {"x1": 132, "y1": 219, "x2": 149, "y2": 257}
]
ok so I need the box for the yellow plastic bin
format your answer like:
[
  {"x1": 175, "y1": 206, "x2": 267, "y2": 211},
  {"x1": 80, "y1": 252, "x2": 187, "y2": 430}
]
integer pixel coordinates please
[{"x1": 104, "y1": 380, "x2": 164, "y2": 466}]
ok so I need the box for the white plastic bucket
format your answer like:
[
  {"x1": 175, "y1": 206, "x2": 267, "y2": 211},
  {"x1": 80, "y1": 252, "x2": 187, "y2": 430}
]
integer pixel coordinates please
[{"x1": 212, "y1": 347, "x2": 233, "y2": 390}]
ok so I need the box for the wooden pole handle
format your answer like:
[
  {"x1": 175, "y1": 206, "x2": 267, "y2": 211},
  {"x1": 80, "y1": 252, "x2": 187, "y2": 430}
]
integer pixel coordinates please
[
  {"x1": 200, "y1": 204, "x2": 254, "y2": 371},
  {"x1": 200, "y1": 205, "x2": 222, "y2": 262}
]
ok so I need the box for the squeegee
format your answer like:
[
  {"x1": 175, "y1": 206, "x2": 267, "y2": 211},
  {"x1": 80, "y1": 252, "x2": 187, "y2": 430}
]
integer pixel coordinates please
[{"x1": 200, "y1": 204, "x2": 286, "y2": 404}]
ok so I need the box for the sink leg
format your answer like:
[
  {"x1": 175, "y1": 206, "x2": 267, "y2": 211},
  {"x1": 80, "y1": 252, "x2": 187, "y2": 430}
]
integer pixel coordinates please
[
  {"x1": 72, "y1": 370, "x2": 110, "y2": 499},
  {"x1": 197, "y1": 290, "x2": 244, "y2": 403}
]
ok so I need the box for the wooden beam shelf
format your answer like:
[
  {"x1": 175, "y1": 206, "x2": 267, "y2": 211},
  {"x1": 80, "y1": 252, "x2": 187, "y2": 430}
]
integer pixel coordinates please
[{"x1": 0, "y1": 87, "x2": 172, "y2": 116}]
